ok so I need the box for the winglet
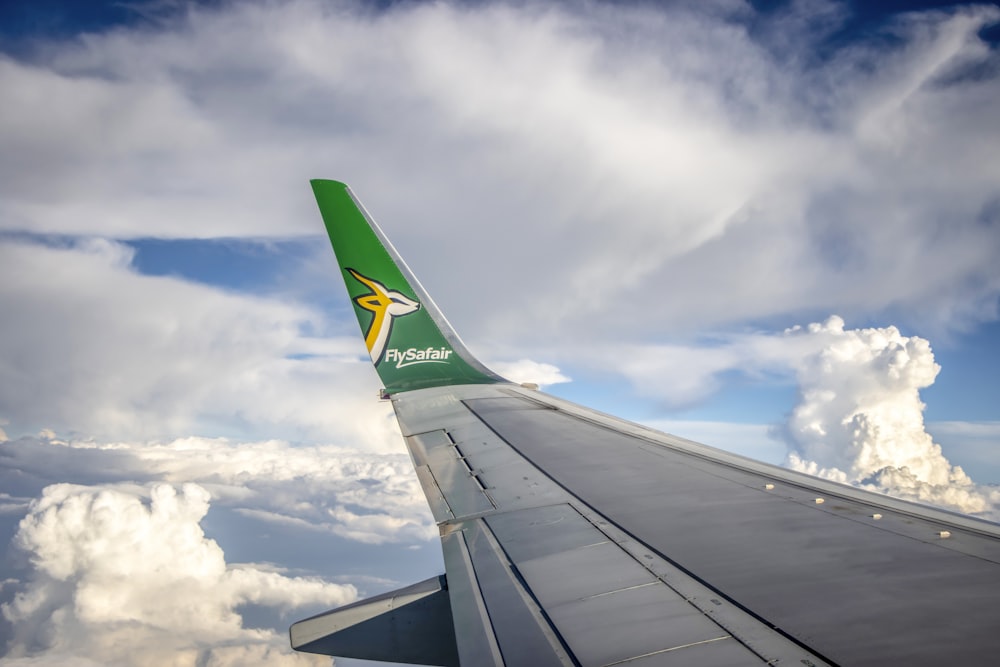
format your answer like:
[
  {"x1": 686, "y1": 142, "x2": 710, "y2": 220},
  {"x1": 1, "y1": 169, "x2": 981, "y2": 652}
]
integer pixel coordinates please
[{"x1": 312, "y1": 180, "x2": 506, "y2": 394}]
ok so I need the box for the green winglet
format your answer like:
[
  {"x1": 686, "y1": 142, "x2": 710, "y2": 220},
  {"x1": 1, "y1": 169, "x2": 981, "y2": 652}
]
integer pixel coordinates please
[{"x1": 312, "y1": 179, "x2": 506, "y2": 394}]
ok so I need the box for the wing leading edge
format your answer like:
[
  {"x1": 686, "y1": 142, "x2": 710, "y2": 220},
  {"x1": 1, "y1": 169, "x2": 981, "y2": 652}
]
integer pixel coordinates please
[{"x1": 292, "y1": 180, "x2": 1000, "y2": 666}]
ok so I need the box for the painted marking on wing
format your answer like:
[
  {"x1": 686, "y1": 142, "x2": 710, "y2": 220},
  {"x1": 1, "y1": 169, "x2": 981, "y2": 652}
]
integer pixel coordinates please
[
  {"x1": 346, "y1": 268, "x2": 419, "y2": 364},
  {"x1": 384, "y1": 346, "x2": 454, "y2": 369}
]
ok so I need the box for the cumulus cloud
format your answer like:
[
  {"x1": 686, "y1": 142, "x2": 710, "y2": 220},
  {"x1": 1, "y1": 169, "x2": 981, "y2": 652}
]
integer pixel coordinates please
[
  {"x1": 606, "y1": 314, "x2": 999, "y2": 516},
  {"x1": 783, "y1": 316, "x2": 1000, "y2": 517},
  {"x1": 0, "y1": 431, "x2": 441, "y2": 662},
  {"x1": 2, "y1": 482, "x2": 350, "y2": 666},
  {"x1": 0, "y1": 429, "x2": 441, "y2": 665}
]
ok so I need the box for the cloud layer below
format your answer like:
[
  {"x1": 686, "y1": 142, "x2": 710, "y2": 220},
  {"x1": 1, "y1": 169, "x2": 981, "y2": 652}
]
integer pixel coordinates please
[
  {"x1": 0, "y1": 434, "x2": 440, "y2": 664},
  {"x1": 3, "y1": 482, "x2": 349, "y2": 666}
]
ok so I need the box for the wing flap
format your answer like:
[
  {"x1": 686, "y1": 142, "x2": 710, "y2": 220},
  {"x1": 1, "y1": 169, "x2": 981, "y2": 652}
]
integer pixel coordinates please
[
  {"x1": 406, "y1": 429, "x2": 496, "y2": 518},
  {"x1": 484, "y1": 504, "x2": 757, "y2": 667},
  {"x1": 450, "y1": 522, "x2": 573, "y2": 665}
]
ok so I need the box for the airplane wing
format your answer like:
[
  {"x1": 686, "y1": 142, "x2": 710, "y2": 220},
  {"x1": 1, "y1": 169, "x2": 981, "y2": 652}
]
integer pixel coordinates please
[{"x1": 291, "y1": 180, "x2": 1000, "y2": 667}]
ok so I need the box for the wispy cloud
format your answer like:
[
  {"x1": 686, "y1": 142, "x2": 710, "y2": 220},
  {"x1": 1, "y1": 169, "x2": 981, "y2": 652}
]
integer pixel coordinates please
[{"x1": 0, "y1": 0, "x2": 996, "y2": 340}]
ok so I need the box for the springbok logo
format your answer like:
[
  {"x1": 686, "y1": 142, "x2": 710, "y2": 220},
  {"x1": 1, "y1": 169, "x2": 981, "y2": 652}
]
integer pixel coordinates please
[{"x1": 347, "y1": 268, "x2": 420, "y2": 364}]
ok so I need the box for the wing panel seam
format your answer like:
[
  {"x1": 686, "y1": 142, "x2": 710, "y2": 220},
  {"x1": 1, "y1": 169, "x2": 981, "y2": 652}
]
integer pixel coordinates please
[{"x1": 601, "y1": 636, "x2": 733, "y2": 667}]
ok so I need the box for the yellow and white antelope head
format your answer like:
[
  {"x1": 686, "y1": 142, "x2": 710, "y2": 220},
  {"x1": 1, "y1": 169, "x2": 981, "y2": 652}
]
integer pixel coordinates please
[{"x1": 347, "y1": 268, "x2": 420, "y2": 363}]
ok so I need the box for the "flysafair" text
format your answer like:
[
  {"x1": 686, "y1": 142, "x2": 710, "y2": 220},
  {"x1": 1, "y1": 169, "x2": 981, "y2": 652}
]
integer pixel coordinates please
[{"x1": 383, "y1": 347, "x2": 453, "y2": 369}]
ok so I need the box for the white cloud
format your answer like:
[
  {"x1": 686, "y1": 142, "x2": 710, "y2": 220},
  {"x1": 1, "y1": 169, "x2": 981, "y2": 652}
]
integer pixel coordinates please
[
  {"x1": 604, "y1": 315, "x2": 1000, "y2": 516},
  {"x1": 326, "y1": 504, "x2": 434, "y2": 545},
  {"x1": 603, "y1": 331, "x2": 816, "y2": 407},
  {"x1": 1, "y1": 434, "x2": 436, "y2": 546},
  {"x1": 0, "y1": 0, "x2": 996, "y2": 342},
  {"x1": 0, "y1": 238, "x2": 400, "y2": 446},
  {"x1": 489, "y1": 359, "x2": 571, "y2": 388},
  {"x1": 784, "y1": 316, "x2": 1000, "y2": 517},
  {"x1": 2, "y1": 482, "x2": 348, "y2": 666},
  {"x1": 0, "y1": 433, "x2": 438, "y2": 665}
]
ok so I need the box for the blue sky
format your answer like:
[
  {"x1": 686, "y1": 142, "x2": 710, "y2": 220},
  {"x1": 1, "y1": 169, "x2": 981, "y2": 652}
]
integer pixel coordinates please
[{"x1": 0, "y1": 0, "x2": 998, "y2": 665}]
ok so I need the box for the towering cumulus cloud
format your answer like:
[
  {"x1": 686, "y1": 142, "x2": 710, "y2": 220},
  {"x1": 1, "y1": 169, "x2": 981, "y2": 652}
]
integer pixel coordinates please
[
  {"x1": 2, "y1": 482, "x2": 352, "y2": 666},
  {"x1": 785, "y1": 317, "x2": 999, "y2": 518}
]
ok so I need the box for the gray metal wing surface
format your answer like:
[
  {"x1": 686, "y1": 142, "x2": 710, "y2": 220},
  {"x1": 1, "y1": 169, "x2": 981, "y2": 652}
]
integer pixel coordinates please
[
  {"x1": 293, "y1": 180, "x2": 1000, "y2": 666},
  {"x1": 382, "y1": 383, "x2": 1000, "y2": 667}
]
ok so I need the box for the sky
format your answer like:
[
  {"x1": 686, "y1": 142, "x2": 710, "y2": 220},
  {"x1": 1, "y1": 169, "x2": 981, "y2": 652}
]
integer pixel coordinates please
[{"x1": 0, "y1": 0, "x2": 998, "y2": 664}]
